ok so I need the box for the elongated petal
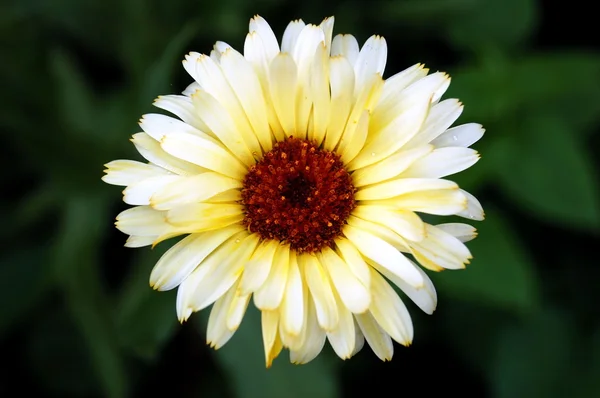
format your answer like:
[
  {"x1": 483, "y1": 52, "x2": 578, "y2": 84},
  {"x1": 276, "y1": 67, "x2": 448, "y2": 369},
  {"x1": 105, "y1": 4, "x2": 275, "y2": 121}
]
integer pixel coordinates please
[{"x1": 102, "y1": 160, "x2": 169, "y2": 186}]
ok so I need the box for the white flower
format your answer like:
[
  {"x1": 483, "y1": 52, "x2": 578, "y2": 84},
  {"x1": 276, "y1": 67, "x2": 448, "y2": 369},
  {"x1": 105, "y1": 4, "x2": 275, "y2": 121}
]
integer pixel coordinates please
[{"x1": 103, "y1": 15, "x2": 485, "y2": 367}]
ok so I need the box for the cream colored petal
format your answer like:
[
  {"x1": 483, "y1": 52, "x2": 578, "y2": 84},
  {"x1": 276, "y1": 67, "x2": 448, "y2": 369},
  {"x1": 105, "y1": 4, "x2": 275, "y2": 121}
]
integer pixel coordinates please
[
  {"x1": 280, "y1": 252, "x2": 304, "y2": 336},
  {"x1": 149, "y1": 225, "x2": 243, "y2": 291},
  {"x1": 410, "y1": 224, "x2": 472, "y2": 270},
  {"x1": 204, "y1": 189, "x2": 241, "y2": 204},
  {"x1": 153, "y1": 94, "x2": 210, "y2": 133},
  {"x1": 281, "y1": 19, "x2": 306, "y2": 52},
  {"x1": 339, "y1": 110, "x2": 370, "y2": 165},
  {"x1": 139, "y1": 113, "x2": 215, "y2": 143},
  {"x1": 301, "y1": 254, "x2": 339, "y2": 331},
  {"x1": 292, "y1": 24, "x2": 325, "y2": 70},
  {"x1": 269, "y1": 53, "x2": 298, "y2": 137},
  {"x1": 351, "y1": 318, "x2": 366, "y2": 357},
  {"x1": 206, "y1": 279, "x2": 240, "y2": 349},
  {"x1": 326, "y1": 289, "x2": 355, "y2": 359},
  {"x1": 351, "y1": 145, "x2": 433, "y2": 188},
  {"x1": 331, "y1": 34, "x2": 359, "y2": 65},
  {"x1": 346, "y1": 215, "x2": 410, "y2": 253},
  {"x1": 131, "y1": 133, "x2": 205, "y2": 176},
  {"x1": 324, "y1": 56, "x2": 354, "y2": 151},
  {"x1": 279, "y1": 265, "x2": 309, "y2": 352},
  {"x1": 435, "y1": 223, "x2": 478, "y2": 242},
  {"x1": 308, "y1": 43, "x2": 330, "y2": 146},
  {"x1": 355, "y1": 311, "x2": 393, "y2": 361},
  {"x1": 456, "y1": 189, "x2": 485, "y2": 220},
  {"x1": 166, "y1": 203, "x2": 243, "y2": 232},
  {"x1": 334, "y1": 238, "x2": 371, "y2": 288},
  {"x1": 353, "y1": 206, "x2": 425, "y2": 242},
  {"x1": 319, "y1": 16, "x2": 335, "y2": 50},
  {"x1": 182, "y1": 81, "x2": 201, "y2": 96},
  {"x1": 364, "y1": 188, "x2": 467, "y2": 216},
  {"x1": 189, "y1": 233, "x2": 259, "y2": 311},
  {"x1": 289, "y1": 293, "x2": 326, "y2": 364},
  {"x1": 219, "y1": 48, "x2": 273, "y2": 153},
  {"x1": 354, "y1": 35, "x2": 387, "y2": 96},
  {"x1": 262, "y1": 309, "x2": 283, "y2": 368},
  {"x1": 403, "y1": 99, "x2": 463, "y2": 150},
  {"x1": 226, "y1": 281, "x2": 251, "y2": 332},
  {"x1": 238, "y1": 239, "x2": 279, "y2": 295},
  {"x1": 349, "y1": 86, "x2": 430, "y2": 171},
  {"x1": 318, "y1": 247, "x2": 371, "y2": 314},
  {"x1": 431, "y1": 123, "x2": 485, "y2": 148},
  {"x1": 102, "y1": 160, "x2": 170, "y2": 186},
  {"x1": 343, "y1": 224, "x2": 423, "y2": 288},
  {"x1": 356, "y1": 178, "x2": 458, "y2": 201},
  {"x1": 124, "y1": 235, "x2": 156, "y2": 248},
  {"x1": 213, "y1": 41, "x2": 232, "y2": 56},
  {"x1": 368, "y1": 260, "x2": 437, "y2": 315},
  {"x1": 123, "y1": 175, "x2": 181, "y2": 206},
  {"x1": 150, "y1": 172, "x2": 242, "y2": 210},
  {"x1": 369, "y1": 269, "x2": 413, "y2": 345},
  {"x1": 190, "y1": 89, "x2": 257, "y2": 166},
  {"x1": 254, "y1": 244, "x2": 291, "y2": 310},
  {"x1": 160, "y1": 132, "x2": 247, "y2": 179},
  {"x1": 115, "y1": 206, "x2": 167, "y2": 236},
  {"x1": 249, "y1": 15, "x2": 279, "y2": 58},
  {"x1": 400, "y1": 147, "x2": 479, "y2": 179},
  {"x1": 378, "y1": 63, "x2": 429, "y2": 106}
]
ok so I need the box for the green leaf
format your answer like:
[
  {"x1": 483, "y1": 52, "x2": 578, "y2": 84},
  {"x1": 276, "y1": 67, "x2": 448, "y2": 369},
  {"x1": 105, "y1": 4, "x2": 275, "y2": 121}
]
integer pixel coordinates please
[
  {"x1": 494, "y1": 115, "x2": 600, "y2": 231},
  {"x1": 54, "y1": 195, "x2": 128, "y2": 398},
  {"x1": 432, "y1": 207, "x2": 540, "y2": 314},
  {"x1": 114, "y1": 243, "x2": 179, "y2": 361},
  {"x1": 446, "y1": 0, "x2": 538, "y2": 51},
  {"x1": 198, "y1": 307, "x2": 340, "y2": 398},
  {"x1": 491, "y1": 309, "x2": 573, "y2": 398}
]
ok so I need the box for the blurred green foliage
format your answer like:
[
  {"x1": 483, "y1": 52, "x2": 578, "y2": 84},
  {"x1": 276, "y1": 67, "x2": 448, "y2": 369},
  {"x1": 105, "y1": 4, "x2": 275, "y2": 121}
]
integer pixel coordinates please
[{"x1": 1, "y1": 0, "x2": 599, "y2": 397}]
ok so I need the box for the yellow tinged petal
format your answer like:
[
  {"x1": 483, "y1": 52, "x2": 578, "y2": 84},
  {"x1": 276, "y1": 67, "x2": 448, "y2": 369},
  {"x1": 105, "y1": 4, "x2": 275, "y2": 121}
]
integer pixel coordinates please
[
  {"x1": 331, "y1": 34, "x2": 359, "y2": 65},
  {"x1": 254, "y1": 244, "x2": 291, "y2": 310},
  {"x1": 238, "y1": 239, "x2": 279, "y2": 295},
  {"x1": 301, "y1": 254, "x2": 338, "y2": 331},
  {"x1": 353, "y1": 206, "x2": 425, "y2": 242},
  {"x1": 362, "y1": 188, "x2": 467, "y2": 216},
  {"x1": 269, "y1": 53, "x2": 298, "y2": 137},
  {"x1": 262, "y1": 310, "x2": 282, "y2": 368},
  {"x1": 153, "y1": 94, "x2": 211, "y2": 134},
  {"x1": 206, "y1": 280, "x2": 239, "y2": 349},
  {"x1": 347, "y1": 215, "x2": 410, "y2": 253},
  {"x1": 166, "y1": 203, "x2": 243, "y2": 232},
  {"x1": 324, "y1": 56, "x2": 354, "y2": 151},
  {"x1": 378, "y1": 63, "x2": 429, "y2": 108},
  {"x1": 123, "y1": 175, "x2": 181, "y2": 206},
  {"x1": 308, "y1": 43, "x2": 330, "y2": 146},
  {"x1": 226, "y1": 287, "x2": 251, "y2": 332},
  {"x1": 131, "y1": 133, "x2": 205, "y2": 176},
  {"x1": 289, "y1": 292, "x2": 327, "y2": 364},
  {"x1": 326, "y1": 289, "x2": 355, "y2": 359},
  {"x1": 280, "y1": 252, "x2": 304, "y2": 337},
  {"x1": 334, "y1": 238, "x2": 371, "y2": 288},
  {"x1": 249, "y1": 16, "x2": 279, "y2": 59},
  {"x1": 457, "y1": 189, "x2": 485, "y2": 220},
  {"x1": 410, "y1": 223, "x2": 472, "y2": 270},
  {"x1": 339, "y1": 110, "x2": 369, "y2": 165},
  {"x1": 281, "y1": 19, "x2": 306, "y2": 52},
  {"x1": 355, "y1": 312, "x2": 393, "y2": 361},
  {"x1": 318, "y1": 247, "x2": 371, "y2": 314},
  {"x1": 403, "y1": 98, "x2": 463, "y2": 150},
  {"x1": 102, "y1": 160, "x2": 169, "y2": 186},
  {"x1": 435, "y1": 223, "x2": 478, "y2": 243},
  {"x1": 354, "y1": 35, "x2": 387, "y2": 97},
  {"x1": 355, "y1": 178, "x2": 458, "y2": 201},
  {"x1": 124, "y1": 235, "x2": 156, "y2": 248},
  {"x1": 319, "y1": 16, "x2": 335, "y2": 49},
  {"x1": 115, "y1": 206, "x2": 167, "y2": 237}
]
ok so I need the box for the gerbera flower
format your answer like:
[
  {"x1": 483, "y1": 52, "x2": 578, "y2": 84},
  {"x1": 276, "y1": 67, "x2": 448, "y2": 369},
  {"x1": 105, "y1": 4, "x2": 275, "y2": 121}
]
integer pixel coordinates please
[{"x1": 103, "y1": 15, "x2": 484, "y2": 367}]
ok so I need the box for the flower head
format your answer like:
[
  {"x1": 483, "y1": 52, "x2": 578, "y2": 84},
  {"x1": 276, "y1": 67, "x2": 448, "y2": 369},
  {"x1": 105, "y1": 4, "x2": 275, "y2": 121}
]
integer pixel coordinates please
[{"x1": 103, "y1": 15, "x2": 485, "y2": 367}]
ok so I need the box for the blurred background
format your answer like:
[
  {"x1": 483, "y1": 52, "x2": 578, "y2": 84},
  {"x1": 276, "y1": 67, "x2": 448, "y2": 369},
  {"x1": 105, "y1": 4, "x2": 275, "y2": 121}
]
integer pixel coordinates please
[{"x1": 1, "y1": 0, "x2": 599, "y2": 396}]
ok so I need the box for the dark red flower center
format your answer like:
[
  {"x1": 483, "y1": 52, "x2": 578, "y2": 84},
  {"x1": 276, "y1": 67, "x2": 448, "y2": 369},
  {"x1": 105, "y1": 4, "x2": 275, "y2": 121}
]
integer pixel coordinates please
[{"x1": 241, "y1": 137, "x2": 356, "y2": 253}]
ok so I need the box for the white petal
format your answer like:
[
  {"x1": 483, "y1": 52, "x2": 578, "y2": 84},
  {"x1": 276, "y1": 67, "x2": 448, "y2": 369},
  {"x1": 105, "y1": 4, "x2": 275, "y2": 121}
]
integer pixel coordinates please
[
  {"x1": 182, "y1": 81, "x2": 201, "y2": 96},
  {"x1": 356, "y1": 178, "x2": 458, "y2": 201},
  {"x1": 355, "y1": 311, "x2": 393, "y2": 361},
  {"x1": 319, "y1": 247, "x2": 371, "y2": 314},
  {"x1": 102, "y1": 160, "x2": 169, "y2": 186},
  {"x1": 326, "y1": 289, "x2": 356, "y2": 359},
  {"x1": 281, "y1": 19, "x2": 305, "y2": 52},
  {"x1": 239, "y1": 239, "x2": 279, "y2": 295},
  {"x1": 131, "y1": 133, "x2": 204, "y2": 176},
  {"x1": 280, "y1": 252, "x2": 304, "y2": 336},
  {"x1": 456, "y1": 189, "x2": 485, "y2": 221},
  {"x1": 166, "y1": 203, "x2": 243, "y2": 232},
  {"x1": 435, "y1": 223, "x2": 478, "y2": 242},
  {"x1": 254, "y1": 244, "x2": 291, "y2": 310},
  {"x1": 351, "y1": 145, "x2": 433, "y2": 188},
  {"x1": 123, "y1": 175, "x2": 181, "y2": 206},
  {"x1": 115, "y1": 206, "x2": 167, "y2": 236},
  {"x1": 431, "y1": 123, "x2": 485, "y2": 148},
  {"x1": 354, "y1": 35, "x2": 387, "y2": 96},
  {"x1": 331, "y1": 34, "x2": 359, "y2": 66},
  {"x1": 249, "y1": 15, "x2": 279, "y2": 58},
  {"x1": 150, "y1": 172, "x2": 241, "y2": 210},
  {"x1": 334, "y1": 238, "x2": 371, "y2": 288},
  {"x1": 324, "y1": 56, "x2": 354, "y2": 151},
  {"x1": 226, "y1": 284, "x2": 251, "y2": 332},
  {"x1": 339, "y1": 110, "x2": 370, "y2": 165},
  {"x1": 343, "y1": 224, "x2": 423, "y2": 288},
  {"x1": 269, "y1": 53, "x2": 298, "y2": 137},
  {"x1": 363, "y1": 188, "x2": 467, "y2": 216},
  {"x1": 410, "y1": 224, "x2": 472, "y2": 271},
  {"x1": 319, "y1": 16, "x2": 335, "y2": 50},
  {"x1": 403, "y1": 99, "x2": 463, "y2": 150},
  {"x1": 379, "y1": 63, "x2": 429, "y2": 106},
  {"x1": 289, "y1": 294, "x2": 326, "y2": 364},
  {"x1": 124, "y1": 235, "x2": 156, "y2": 248},
  {"x1": 153, "y1": 94, "x2": 210, "y2": 133},
  {"x1": 308, "y1": 43, "x2": 330, "y2": 146},
  {"x1": 369, "y1": 260, "x2": 437, "y2": 315},
  {"x1": 139, "y1": 113, "x2": 213, "y2": 142},
  {"x1": 347, "y1": 215, "x2": 410, "y2": 253},
  {"x1": 369, "y1": 269, "x2": 413, "y2": 345},
  {"x1": 149, "y1": 225, "x2": 243, "y2": 291},
  {"x1": 400, "y1": 147, "x2": 480, "y2": 179},
  {"x1": 160, "y1": 132, "x2": 247, "y2": 179},
  {"x1": 261, "y1": 310, "x2": 283, "y2": 368},
  {"x1": 206, "y1": 279, "x2": 240, "y2": 349},
  {"x1": 353, "y1": 206, "x2": 425, "y2": 242},
  {"x1": 301, "y1": 254, "x2": 339, "y2": 331}
]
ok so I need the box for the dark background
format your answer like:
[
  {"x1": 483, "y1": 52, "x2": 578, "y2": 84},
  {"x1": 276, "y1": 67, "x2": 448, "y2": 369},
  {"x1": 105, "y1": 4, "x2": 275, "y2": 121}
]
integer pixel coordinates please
[{"x1": 1, "y1": 0, "x2": 599, "y2": 397}]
